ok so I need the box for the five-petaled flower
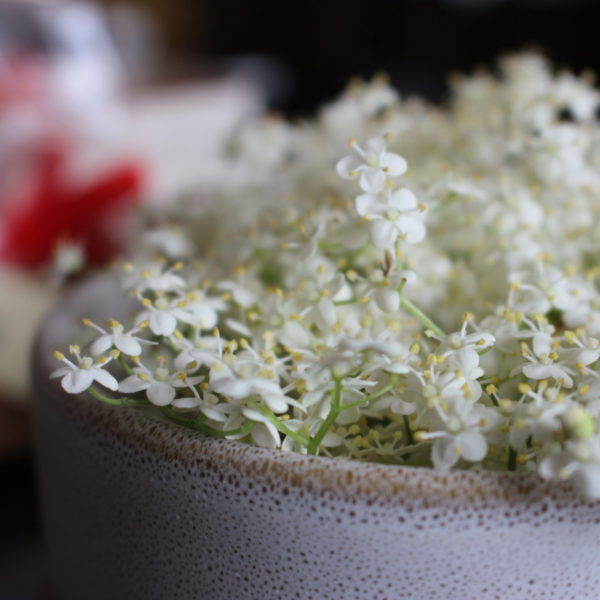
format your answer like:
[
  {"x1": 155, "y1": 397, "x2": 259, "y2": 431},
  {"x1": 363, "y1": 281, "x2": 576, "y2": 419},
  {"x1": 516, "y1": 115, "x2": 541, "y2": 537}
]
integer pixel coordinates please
[
  {"x1": 336, "y1": 137, "x2": 407, "y2": 194},
  {"x1": 51, "y1": 346, "x2": 118, "y2": 394}
]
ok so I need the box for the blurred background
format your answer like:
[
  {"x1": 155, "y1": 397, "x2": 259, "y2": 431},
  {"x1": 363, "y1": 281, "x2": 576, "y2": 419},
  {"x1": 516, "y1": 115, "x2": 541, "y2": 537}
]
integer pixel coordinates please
[{"x1": 1, "y1": 0, "x2": 599, "y2": 597}]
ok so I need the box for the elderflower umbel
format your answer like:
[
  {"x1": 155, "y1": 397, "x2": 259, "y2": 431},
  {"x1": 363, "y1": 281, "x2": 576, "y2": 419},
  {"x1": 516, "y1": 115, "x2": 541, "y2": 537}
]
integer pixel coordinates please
[{"x1": 52, "y1": 52, "x2": 600, "y2": 500}]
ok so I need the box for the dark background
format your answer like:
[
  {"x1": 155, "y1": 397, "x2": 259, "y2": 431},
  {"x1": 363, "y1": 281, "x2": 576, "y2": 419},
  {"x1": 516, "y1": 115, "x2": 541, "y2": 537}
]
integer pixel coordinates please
[
  {"x1": 204, "y1": 0, "x2": 600, "y2": 112},
  {"x1": 105, "y1": 0, "x2": 600, "y2": 112},
  {"x1": 2, "y1": 0, "x2": 600, "y2": 597}
]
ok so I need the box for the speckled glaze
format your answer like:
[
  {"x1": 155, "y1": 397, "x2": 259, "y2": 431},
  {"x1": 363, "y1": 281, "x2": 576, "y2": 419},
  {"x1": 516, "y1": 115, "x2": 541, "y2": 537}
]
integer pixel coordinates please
[{"x1": 34, "y1": 279, "x2": 600, "y2": 600}]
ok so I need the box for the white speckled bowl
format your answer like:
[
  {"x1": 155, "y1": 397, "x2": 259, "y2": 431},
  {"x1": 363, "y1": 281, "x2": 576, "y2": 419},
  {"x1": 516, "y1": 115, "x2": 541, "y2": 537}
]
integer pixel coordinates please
[{"x1": 33, "y1": 279, "x2": 600, "y2": 600}]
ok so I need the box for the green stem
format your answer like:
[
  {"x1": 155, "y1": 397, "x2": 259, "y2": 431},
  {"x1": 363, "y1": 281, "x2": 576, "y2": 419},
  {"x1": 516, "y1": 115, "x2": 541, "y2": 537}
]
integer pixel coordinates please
[
  {"x1": 166, "y1": 337, "x2": 181, "y2": 353},
  {"x1": 307, "y1": 376, "x2": 343, "y2": 455},
  {"x1": 345, "y1": 242, "x2": 369, "y2": 270},
  {"x1": 246, "y1": 401, "x2": 310, "y2": 446},
  {"x1": 161, "y1": 406, "x2": 254, "y2": 438},
  {"x1": 119, "y1": 355, "x2": 134, "y2": 376},
  {"x1": 88, "y1": 386, "x2": 149, "y2": 407},
  {"x1": 430, "y1": 191, "x2": 459, "y2": 215},
  {"x1": 508, "y1": 446, "x2": 517, "y2": 471},
  {"x1": 399, "y1": 296, "x2": 446, "y2": 339},
  {"x1": 334, "y1": 298, "x2": 358, "y2": 306},
  {"x1": 403, "y1": 415, "x2": 415, "y2": 446},
  {"x1": 340, "y1": 376, "x2": 398, "y2": 411}
]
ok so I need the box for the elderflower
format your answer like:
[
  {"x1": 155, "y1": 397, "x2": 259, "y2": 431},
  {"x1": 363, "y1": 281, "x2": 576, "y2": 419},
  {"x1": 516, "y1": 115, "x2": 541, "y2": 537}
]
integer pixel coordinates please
[
  {"x1": 336, "y1": 137, "x2": 407, "y2": 194},
  {"x1": 52, "y1": 52, "x2": 600, "y2": 501},
  {"x1": 51, "y1": 347, "x2": 118, "y2": 394}
]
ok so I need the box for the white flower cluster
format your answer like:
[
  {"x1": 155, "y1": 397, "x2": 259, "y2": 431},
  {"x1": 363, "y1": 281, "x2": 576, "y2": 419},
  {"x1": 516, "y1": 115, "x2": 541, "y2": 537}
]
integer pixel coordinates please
[{"x1": 53, "y1": 53, "x2": 600, "y2": 499}]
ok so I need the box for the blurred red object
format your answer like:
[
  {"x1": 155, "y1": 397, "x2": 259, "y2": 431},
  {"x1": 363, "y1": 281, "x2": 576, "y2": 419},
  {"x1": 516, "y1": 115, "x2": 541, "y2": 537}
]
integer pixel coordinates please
[{"x1": 0, "y1": 140, "x2": 144, "y2": 270}]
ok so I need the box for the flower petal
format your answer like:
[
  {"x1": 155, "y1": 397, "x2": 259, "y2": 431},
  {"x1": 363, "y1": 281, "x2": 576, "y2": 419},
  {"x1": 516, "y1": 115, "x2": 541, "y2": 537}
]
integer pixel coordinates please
[
  {"x1": 365, "y1": 137, "x2": 386, "y2": 154},
  {"x1": 355, "y1": 193, "x2": 376, "y2": 217},
  {"x1": 379, "y1": 152, "x2": 407, "y2": 177},
  {"x1": 251, "y1": 422, "x2": 280, "y2": 449},
  {"x1": 370, "y1": 219, "x2": 397, "y2": 249},
  {"x1": 90, "y1": 335, "x2": 113, "y2": 356},
  {"x1": 190, "y1": 305, "x2": 219, "y2": 330},
  {"x1": 458, "y1": 431, "x2": 487, "y2": 462},
  {"x1": 316, "y1": 297, "x2": 337, "y2": 328},
  {"x1": 50, "y1": 366, "x2": 71, "y2": 379},
  {"x1": 262, "y1": 394, "x2": 289, "y2": 414},
  {"x1": 172, "y1": 397, "x2": 201, "y2": 409},
  {"x1": 224, "y1": 318, "x2": 252, "y2": 337},
  {"x1": 359, "y1": 167, "x2": 386, "y2": 194},
  {"x1": 539, "y1": 452, "x2": 571, "y2": 480},
  {"x1": 92, "y1": 369, "x2": 119, "y2": 391},
  {"x1": 532, "y1": 333, "x2": 552, "y2": 357},
  {"x1": 147, "y1": 381, "x2": 176, "y2": 406},
  {"x1": 113, "y1": 333, "x2": 143, "y2": 356},
  {"x1": 62, "y1": 370, "x2": 94, "y2": 394},
  {"x1": 397, "y1": 215, "x2": 426, "y2": 243},
  {"x1": 389, "y1": 187, "x2": 417, "y2": 211},
  {"x1": 241, "y1": 407, "x2": 269, "y2": 424},
  {"x1": 374, "y1": 287, "x2": 400, "y2": 313},
  {"x1": 199, "y1": 403, "x2": 228, "y2": 422},
  {"x1": 322, "y1": 431, "x2": 344, "y2": 447},
  {"x1": 279, "y1": 321, "x2": 311, "y2": 348},
  {"x1": 212, "y1": 377, "x2": 253, "y2": 399},
  {"x1": 431, "y1": 437, "x2": 460, "y2": 470},
  {"x1": 573, "y1": 464, "x2": 600, "y2": 500},
  {"x1": 118, "y1": 375, "x2": 149, "y2": 394},
  {"x1": 335, "y1": 155, "x2": 361, "y2": 180},
  {"x1": 149, "y1": 312, "x2": 177, "y2": 336}
]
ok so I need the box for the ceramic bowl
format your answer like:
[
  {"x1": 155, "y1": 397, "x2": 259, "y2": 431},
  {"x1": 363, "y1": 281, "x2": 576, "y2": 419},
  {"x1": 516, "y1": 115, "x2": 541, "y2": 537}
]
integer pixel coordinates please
[{"x1": 33, "y1": 278, "x2": 600, "y2": 600}]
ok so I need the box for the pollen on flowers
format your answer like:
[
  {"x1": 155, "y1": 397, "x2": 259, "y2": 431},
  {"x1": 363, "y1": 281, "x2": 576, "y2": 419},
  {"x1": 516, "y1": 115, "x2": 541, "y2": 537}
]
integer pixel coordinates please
[{"x1": 48, "y1": 53, "x2": 600, "y2": 502}]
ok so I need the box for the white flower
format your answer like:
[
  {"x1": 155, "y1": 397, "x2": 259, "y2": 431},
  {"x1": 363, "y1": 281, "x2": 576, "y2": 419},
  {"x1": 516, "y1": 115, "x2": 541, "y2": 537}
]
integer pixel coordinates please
[
  {"x1": 217, "y1": 280, "x2": 256, "y2": 308},
  {"x1": 118, "y1": 361, "x2": 202, "y2": 407},
  {"x1": 338, "y1": 334, "x2": 404, "y2": 359},
  {"x1": 174, "y1": 291, "x2": 227, "y2": 330},
  {"x1": 336, "y1": 137, "x2": 407, "y2": 194},
  {"x1": 509, "y1": 386, "x2": 568, "y2": 449},
  {"x1": 298, "y1": 273, "x2": 349, "y2": 331},
  {"x1": 554, "y1": 72, "x2": 599, "y2": 122},
  {"x1": 84, "y1": 318, "x2": 152, "y2": 357},
  {"x1": 250, "y1": 422, "x2": 281, "y2": 449},
  {"x1": 430, "y1": 429, "x2": 487, "y2": 470},
  {"x1": 134, "y1": 293, "x2": 189, "y2": 336},
  {"x1": 185, "y1": 335, "x2": 297, "y2": 415},
  {"x1": 522, "y1": 362, "x2": 575, "y2": 387},
  {"x1": 516, "y1": 341, "x2": 576, "y2": 388},
  {"x1": 356, "y1": 187, "x2": 426, "y2": 248},
  {"x1": 539, "y1": 435, "x2": 600, "y2": 499},
  {"x1": 213, "y1": 366, "x2": 287, "y2": 411},
  {"x1": 232, "y1": 116, "x2": 294, "y2": 170},
  {"x1": 562, "y1": 329, "x2": 600, "y2": 367},
  {"x1": 51, "y1": 347, "x2": 118, "y2": 394},
  {"x1": 281, "y1": 418, "x2": 311, "y2": 453},
  {"x1": 513, "y1": 314, "x2": 555, "y2": 357},
  {"x1": 507, "y1": 275, "x2": 551, "y2": 316},
  {"x1": 172, "y1": 333, "x2": 220, "y2": 369},
  {"x1": 50, "y1": 52, "x2": 600, "y2": 501},
  {"x1": 418, "y1": 364, "x2": 482, "y2": 414},
  {"x1": 438, "y1": 319, "x2": 495, "y2": 378},
  {"x1": 143, "y1": 227, "x2": 194, "y2": 259},
  {"x1": 52, "y1": 241, "x2": 84, "y2": 278},
  {"x1": 320, "y1": 76, "x2": 398, "y2": 138},
  {"x1": 124, "y1": 262, "x2": 187, "y2": 294},
  {"x1": 419, "y1": 396, "x2": 500, "y2": 470}
]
